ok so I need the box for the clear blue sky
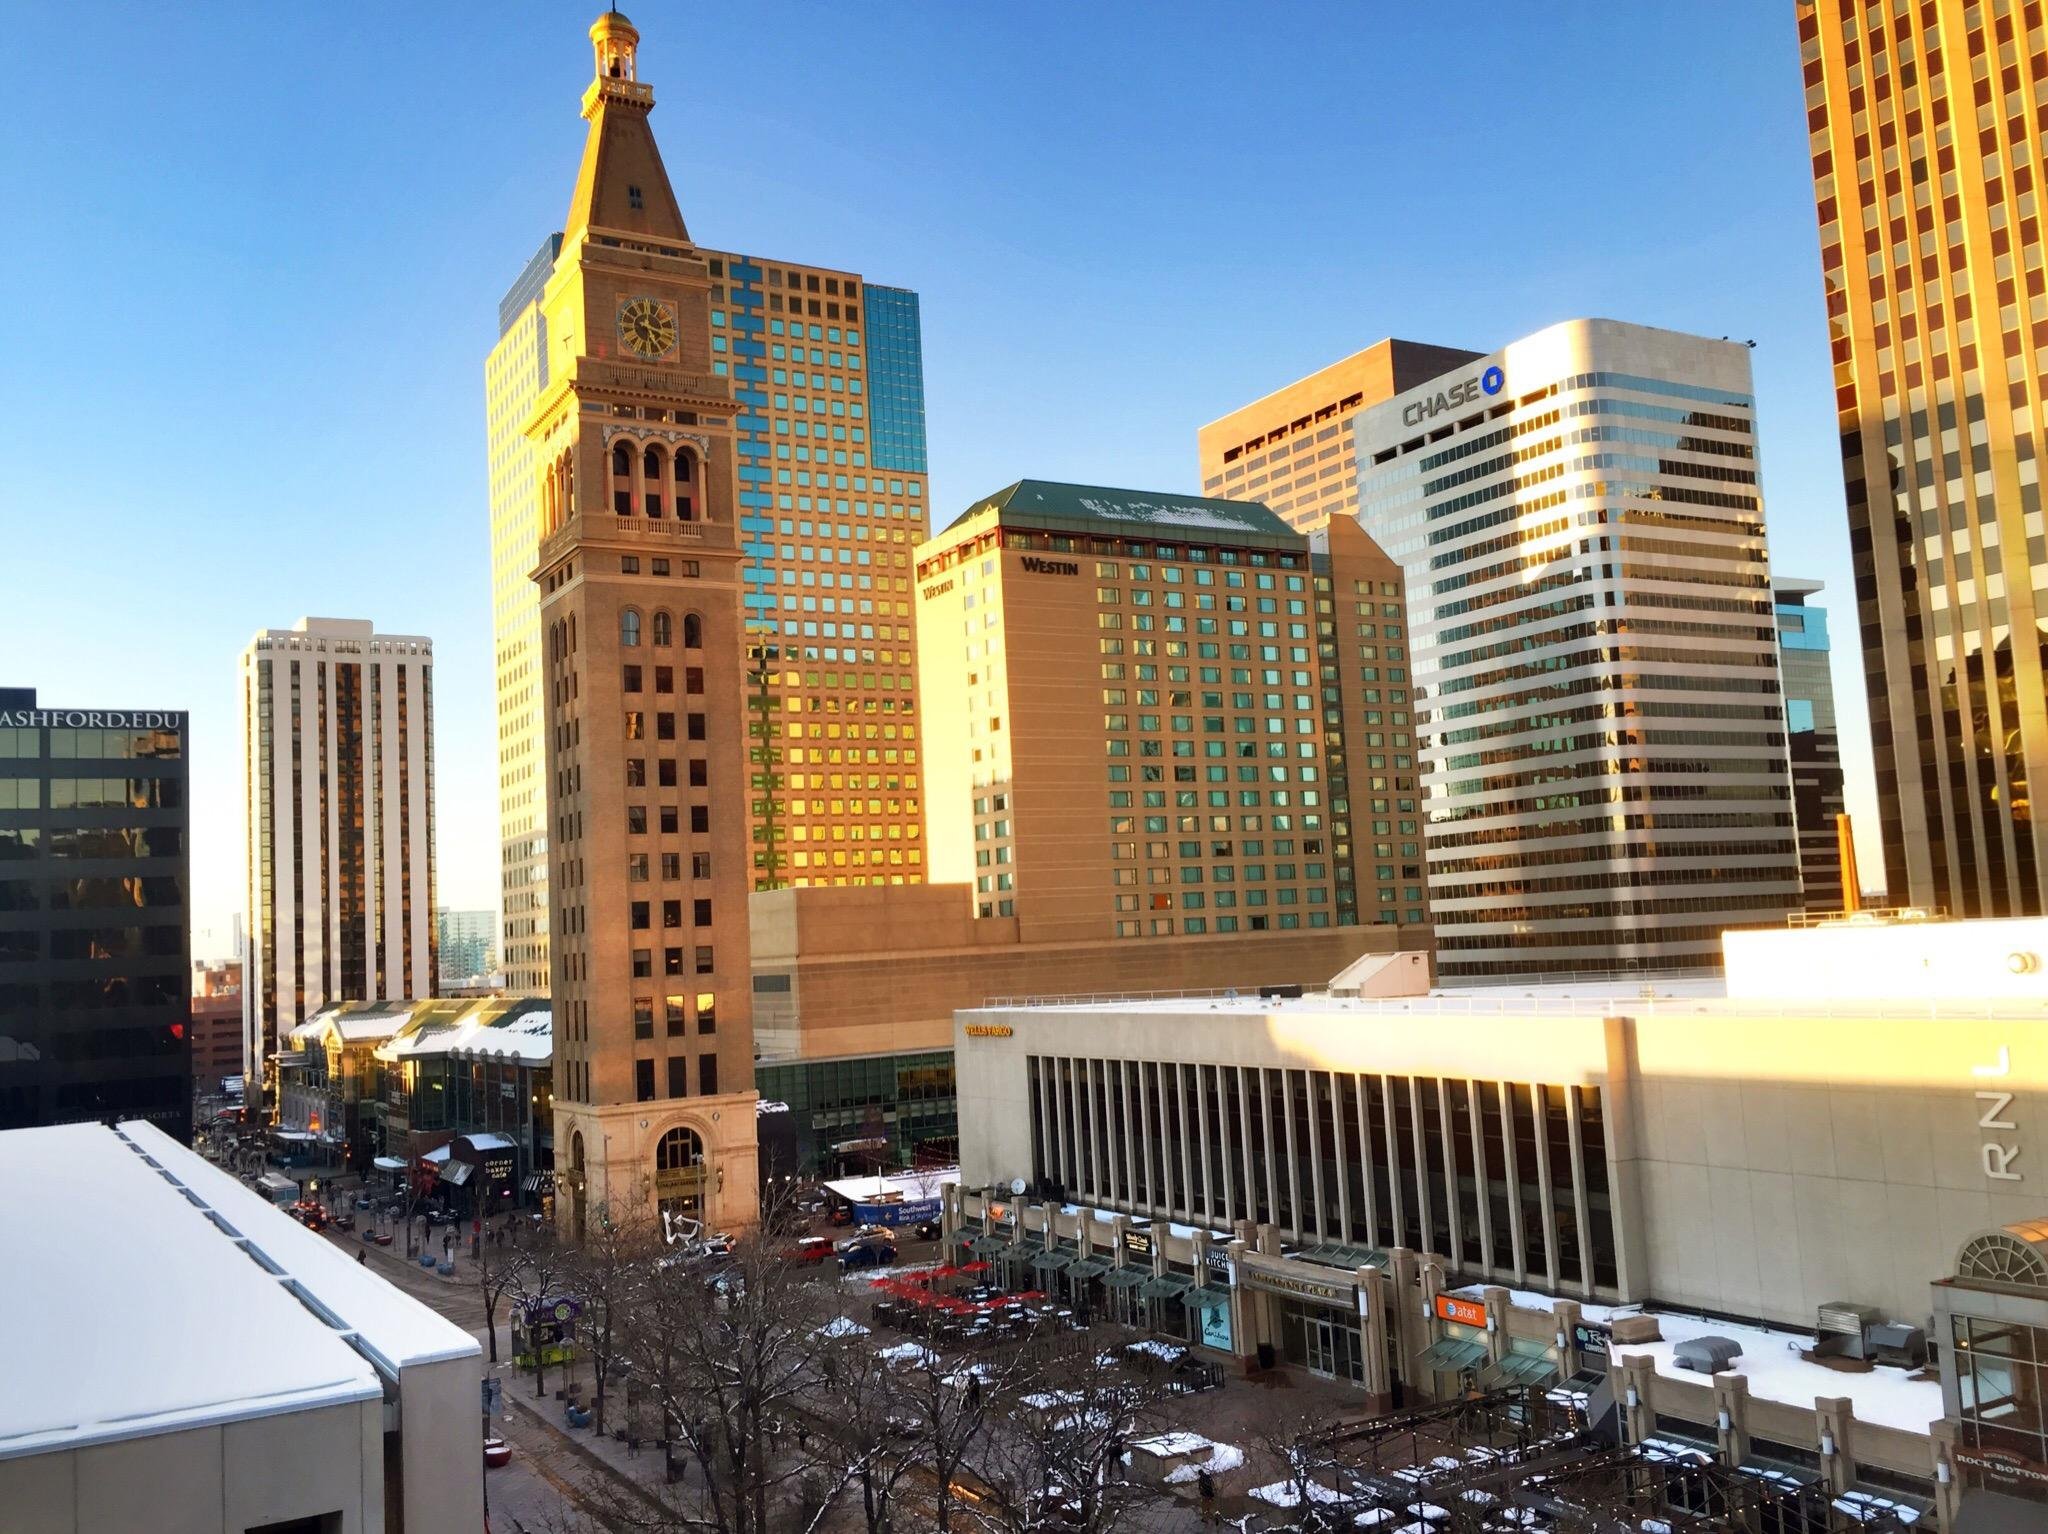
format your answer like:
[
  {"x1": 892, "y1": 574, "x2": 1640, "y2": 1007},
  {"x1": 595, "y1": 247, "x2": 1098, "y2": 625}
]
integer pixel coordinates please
[{"x1": 0, "y1": 1, "x2": 1873, "y2": 959}]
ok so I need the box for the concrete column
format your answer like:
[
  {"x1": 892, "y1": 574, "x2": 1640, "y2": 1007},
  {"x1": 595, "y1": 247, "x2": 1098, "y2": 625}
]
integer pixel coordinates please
[
  {"x1": 630, "y1": 439, "x2": 645, "y2": 514},
  {"x1": 1358, "y1": 1264, "x2": 1392, "y2": 1406},
  {"x1": 1256, "y1": 1222, "x2": 1280, "y2": 1257},
  {"x1": 1481, "y1": 1284, "x2": 1511, "y2": 1367},
  {"x1": 1389, "y1": 1247, "x2": 1422, "y2": 1394},
  {"x1": 1930, "y1": 1421, "x2": 1962, "y2": 1532},
  {"x1": 1711, "y1": 1371, "x2": 1751, "y2": 1467},
  {"x1": 1554, "y1": 1299, "x2": 1584, "y2": 1379},
  {"x1": 1617, "y1": 1354, "x2": 1658, "y2": 1445},
  {"x1": 1226, "y1": 1238, "x2": 1258, "y2": 1374},
  {"x1": 1814, "y1": 1396, "x2": 1858, "y2": 1495}
]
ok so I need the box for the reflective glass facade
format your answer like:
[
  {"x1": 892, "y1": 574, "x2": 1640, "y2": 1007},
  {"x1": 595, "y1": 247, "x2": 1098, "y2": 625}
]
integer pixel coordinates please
[
  {"x1": 753, "y1": 1047, "x2": 956, "y2": 1175},
  {"x1": 1356, "y1": 322, "x2": 1803, "y2": 978},
  {"x1": 862, "y1": 284, "x2": 929, "y2": 474},
  {"x1": 1799, "y1": 0, "x2": 2048, "y2": 917},
  {"x1": 0, "y1": 699, "x2": 191, "y2": 1140},
  {"x1": 1775, "y1": 579, "x2": 1848, "y2": 910}
]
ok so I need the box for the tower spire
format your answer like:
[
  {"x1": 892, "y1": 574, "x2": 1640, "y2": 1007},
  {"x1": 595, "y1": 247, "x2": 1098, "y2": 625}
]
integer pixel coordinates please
[{"x1": 564, "y1": 9, "x2": 690, "y2": 248}]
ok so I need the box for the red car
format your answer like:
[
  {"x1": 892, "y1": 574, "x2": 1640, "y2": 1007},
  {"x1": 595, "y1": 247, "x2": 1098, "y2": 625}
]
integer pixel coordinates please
[{"x1": 783, "y1": 1236, "x2": 835, "y2": 1266}]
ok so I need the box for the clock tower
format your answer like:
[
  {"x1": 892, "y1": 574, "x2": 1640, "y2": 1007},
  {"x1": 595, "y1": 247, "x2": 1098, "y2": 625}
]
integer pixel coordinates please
[{"x1": 527, "y1": 10, "x2": 759, "y2": 1238}]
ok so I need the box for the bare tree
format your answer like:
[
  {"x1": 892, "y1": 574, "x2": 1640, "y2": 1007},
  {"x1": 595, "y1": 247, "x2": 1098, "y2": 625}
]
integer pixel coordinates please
[
  {"x1": 1243, "y1": 1411, "x2": 1354, "y2": 1533},
  {"x1": 472, "y1": 1212, "x2": 532, "y2": 1366},
  {"x1": 561, "y1": 1199, "x2": 661, "y2": 1435},
  {"x1": 511, "y1": 1222, "x2": 572, "y2": 1401},
  {"x1": 810, "y1": 1323, "x2": 929, "y2": 1534}
]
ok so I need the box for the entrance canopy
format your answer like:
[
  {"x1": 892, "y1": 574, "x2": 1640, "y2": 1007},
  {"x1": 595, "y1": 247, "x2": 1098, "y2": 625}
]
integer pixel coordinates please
[{"x1": 1416, "y1": 1337, "x2": 1489, "y2": 1373}]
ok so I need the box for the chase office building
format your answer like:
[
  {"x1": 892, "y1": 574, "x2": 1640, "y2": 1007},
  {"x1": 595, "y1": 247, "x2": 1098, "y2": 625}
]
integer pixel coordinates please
[
  {"x1": 1352, "y1": 319, "x2": 1803, "y2": 981},
  {"x1": 951, "y1": 916, "x2": 2048, "y2": 1526}
]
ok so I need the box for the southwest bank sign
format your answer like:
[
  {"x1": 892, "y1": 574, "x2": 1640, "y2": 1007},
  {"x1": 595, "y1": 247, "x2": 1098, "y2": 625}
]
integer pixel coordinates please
[
  {"x1": 1401, "y1": 364, "x2": 1505, "y2": 428},
  {"x1": 0, "y1": 710, "x2": 185, "y2": 730}
]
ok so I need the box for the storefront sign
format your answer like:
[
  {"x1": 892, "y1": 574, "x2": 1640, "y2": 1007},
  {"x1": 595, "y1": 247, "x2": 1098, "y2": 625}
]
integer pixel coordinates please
[
  {"x1": 1239, "y1": 1254, "x2": 1354, "y2": 1307},
  {"x1": 1203, "y1": 1247, "x2": 1232, "y2": 1276},
  {"x1": 1019, "y1": 557, "x2": 1079, "y2": 576},
  {"x1": 1572, "y1": 1321, "x2": 1611, "y2": 1356},
  {"x1": 1954, "y1": 1445, "x2": 2048, "y2": 1490},
  {"x1": 964, "y1": 1024, "x2": 1013, "y2": 1038},
  {"x1": 1398, "y1": 365, "x2": 1504, "y2": 429},
  {"x1": 1975, "y1": 1045, "x2": 2023, "y2": 1181},
  {"x1": 1435, "y1": 1294, "x2": 1488, "y2": 1328},
  {"x1": 1123, "y1": 1228, "x2": 1153, "y2": 1257}
]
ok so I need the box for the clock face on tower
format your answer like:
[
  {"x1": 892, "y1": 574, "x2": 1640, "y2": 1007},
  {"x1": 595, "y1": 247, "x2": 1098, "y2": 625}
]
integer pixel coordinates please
[{"x1": 618, "y1": 296, "x2": 678, "y2": 360}]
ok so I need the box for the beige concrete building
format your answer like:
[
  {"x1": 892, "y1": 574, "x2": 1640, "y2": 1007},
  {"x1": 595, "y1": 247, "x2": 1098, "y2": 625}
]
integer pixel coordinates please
[
  {"x1": 915, "y1": 479, "x2": 1435, "y2": 946},
  {"x1": 1198, "y1": 338, "x2": 1478, "y2": 533},
  {"x1": 2, "y1": 1120, "x2": 482, "y2": 1533},
  {"x1": 949, "y1": 912, "x2": 2048, "y2": 1526},
  {"x1": 527, "y1": 12, "x2": 759, "y2": 1237},
  {"x1": 1798, "y1": 0, "x2": 2048, "y2": 921}
]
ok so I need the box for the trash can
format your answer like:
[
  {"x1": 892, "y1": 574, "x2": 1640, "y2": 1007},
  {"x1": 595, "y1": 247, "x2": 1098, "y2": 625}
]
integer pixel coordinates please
[{"x1": 1257, "y1": 1342, "x2": 1276, "y2": 1370}]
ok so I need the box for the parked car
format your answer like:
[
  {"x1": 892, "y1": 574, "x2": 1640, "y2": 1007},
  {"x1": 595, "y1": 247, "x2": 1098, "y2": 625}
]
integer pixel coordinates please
[
  {"x1": 913, "y1": 1219, "x2": 942, "y2": 1242},
  {"x1": 287, "y1": 1201, "x2": 329, "y2": 1231},
  {"x1": 827, "y1": 1204, "x2": 854, "y2": 1227},
  {"x1": 425, "y1": 1207, "x2": 459, "y2": 1227},
  {"x1": 783, "y1": 1236, "x2": 836, "y2": 1266},
  {"x1": 837, "y1": 1232, "x2": 897, "y2": 1272}
]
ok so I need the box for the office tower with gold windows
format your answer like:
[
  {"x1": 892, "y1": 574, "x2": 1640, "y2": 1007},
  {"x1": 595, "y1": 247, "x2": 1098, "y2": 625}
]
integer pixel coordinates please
[
  {"x1": 1798, "y1": 0, "x2": 2048, "y2": 916},
  {"x1": 489, "y1": 47, "x2": 928, "y2": 1000},
  {"x1": 525, "y1": 11, "x2": 758, "y2": 1234}
]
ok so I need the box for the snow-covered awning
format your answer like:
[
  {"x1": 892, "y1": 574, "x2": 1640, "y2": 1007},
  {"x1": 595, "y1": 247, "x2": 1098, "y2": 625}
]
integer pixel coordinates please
[
  {"x1": 458, "y1": 1133, "x2": 517, "y2": 1154},
  {"x1": 371, "y1": 1156, "x2": 407, "y2": 1172},
  {"x1": 421, "y1": 1145, "x2": 451, "y2": 1164}
]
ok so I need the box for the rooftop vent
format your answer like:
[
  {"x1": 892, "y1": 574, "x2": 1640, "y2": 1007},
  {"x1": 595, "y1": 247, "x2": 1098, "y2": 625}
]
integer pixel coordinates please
[{"x1": 1673, "y1": 1336, "x2": 1744, "y2": 1373}]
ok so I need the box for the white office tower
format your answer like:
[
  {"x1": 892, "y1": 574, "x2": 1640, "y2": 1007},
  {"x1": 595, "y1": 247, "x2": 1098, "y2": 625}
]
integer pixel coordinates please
[
  {"x1": 1353, "y1": 320, "x2": 1800, "y2": 980},
  {"x1": 241, "y1": 618, "x2": 437, "y2": 1092}
]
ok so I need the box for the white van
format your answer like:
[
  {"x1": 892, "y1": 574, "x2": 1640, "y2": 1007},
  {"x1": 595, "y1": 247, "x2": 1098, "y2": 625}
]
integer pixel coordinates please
[{"x1": 255, "y1": 1172, "x2": 299, "y2": 1206}]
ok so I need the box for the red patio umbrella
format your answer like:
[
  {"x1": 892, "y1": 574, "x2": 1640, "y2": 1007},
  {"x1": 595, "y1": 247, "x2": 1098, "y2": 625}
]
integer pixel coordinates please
[{"x1": 958, "y1": 1260, "x2": 990, "y2": 1275}]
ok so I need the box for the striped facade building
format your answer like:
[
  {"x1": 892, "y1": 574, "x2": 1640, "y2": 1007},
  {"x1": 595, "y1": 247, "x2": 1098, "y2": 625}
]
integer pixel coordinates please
[{"x1": 1354, "y1": 319, "x2": 1803, "y2": 979}]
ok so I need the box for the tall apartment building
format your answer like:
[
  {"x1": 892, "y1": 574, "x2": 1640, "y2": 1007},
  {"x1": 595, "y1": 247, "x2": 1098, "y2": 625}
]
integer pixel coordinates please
[
  {"x1": 1774, "y1": 577, "x2": 1848, "y2": 910},
  {"x1": 914, "y1": 479, "x2": 1427, "y2": 964},
  {"x1": 1198, "y1": 339, "x2": 1480, "y2": 533},
  {"x1": 524, "y1": 10, "x2": 759, "y2": 1235},
  {"x1": 1354, "y1": 319, "x2": 1803, "y2": 979},
  {"x1": 0, "y1": 690, "x2": 191, "y2": 1139},
  {"x1": 1798, "y1": 0, "x2": 2048, "y2": 918},
  {"x1": 489, "y1": 64, "x2": 929, "y2": 997},
  {"x1": 240, "y1": 618, "x2": 436, "y2": 1106},
  {"x1": 435, "y1": 907, "x2": 498, "y2": 985}
]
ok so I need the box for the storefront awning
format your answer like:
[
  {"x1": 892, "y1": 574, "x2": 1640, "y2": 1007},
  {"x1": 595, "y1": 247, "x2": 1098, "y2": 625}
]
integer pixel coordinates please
[
  {"x1": 439, "y1": 1159, "x2": 475, "y2": 1186},
  {"x1": 1029, "y1": 1250, "x2": 1073, "y2": 1272},
  {"x1": 1103, "y1": 1267, "x2": 1149, "y2": 1289},
  {"x1": 1416, "y1": 1337, "x2": 1489, "y2": 1373},
  {"x1": 969, "y1": 1235, "x2": 1009, "y2": 1256},
  {"x1": 520, "y1": 1172, "x2": 555, "y2": 1193},
  {"x1": 372, "y1": 1155, "x2": 407, "y2": 1172},
  {"x1": 1140, "y1": 1273, "x2": 1192, "y2": 1300},
  {"x1": 949, "y1": 1229, "x2": 977, "y2": 1249},
  {"x1": 1495, "y1": 1352, "x2": 1558, "y2": 1386},
  {"x1": 1065, "y1": 1257, "x2": 1110, "y2": 1280},
  {"x1": 1185, "y1": 1284, "x2": 1231, "y2": 1311}
]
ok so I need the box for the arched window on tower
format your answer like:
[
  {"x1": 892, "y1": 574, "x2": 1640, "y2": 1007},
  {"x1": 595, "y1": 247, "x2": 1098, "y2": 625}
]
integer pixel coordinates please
[
  {"x1": 611, "y1": 442, "x2": 633, "y2": 515},
  {"x1": 621, "y1": 609, "x2": 642, "y2": 648},
  {"x1": 674, "y1": 449, "x2": 696, "y2": 522},
  {"x1": 684, "y1": 613, "x2": 703, "y2": 650},
  {"x1": 652, "y1": 610, "x2": 673, "y2": 647},
  {"x1": 643, "y1": 444, "x2": 666, "y2": 519}
]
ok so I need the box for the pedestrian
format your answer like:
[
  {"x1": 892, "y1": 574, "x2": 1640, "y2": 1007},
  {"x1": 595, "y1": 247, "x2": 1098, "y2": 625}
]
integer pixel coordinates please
[
  {"x1": 1198, "y1": 1468, "x2": 1216, "y2": 1523},
  {"x1": 795, "y1": 1424, "x2": 808, "y2": 1457},
  {"x1": 357, "y1": 1249, "x2": 367, "y2": 1266}
]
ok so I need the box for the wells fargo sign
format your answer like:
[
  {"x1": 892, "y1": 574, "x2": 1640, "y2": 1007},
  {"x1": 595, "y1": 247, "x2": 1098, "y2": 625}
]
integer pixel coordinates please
[{"x1": 964, "y1": 1024, "x2": 1014, "y2": 1038}]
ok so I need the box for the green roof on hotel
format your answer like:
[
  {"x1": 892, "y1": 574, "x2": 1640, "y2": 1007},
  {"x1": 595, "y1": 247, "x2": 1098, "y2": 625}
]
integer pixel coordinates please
[{"x1": 960, "y1": 479, "x2": 1298, "y2": 545}]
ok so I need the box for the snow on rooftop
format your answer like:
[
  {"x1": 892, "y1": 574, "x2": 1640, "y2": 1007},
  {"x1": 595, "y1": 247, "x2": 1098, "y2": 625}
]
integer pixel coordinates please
[
  {"x1": 823, "y1": 1167, "x2": 958, "y2": 1203},
  {"x1": 1, "y1": 1122, "x2": 387, "y2": 1458},
  {"x1": 1072, "y1": 495, "x2": 1266, "y2": 532},
  {"x1": 1615, "y1": 1311, "x2": 1940, "y2": 1435}
]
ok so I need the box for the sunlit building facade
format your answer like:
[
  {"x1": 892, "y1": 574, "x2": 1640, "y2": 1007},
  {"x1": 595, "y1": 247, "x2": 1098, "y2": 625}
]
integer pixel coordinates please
[
  {"x1": 1798, "y1": 0, "x2": 2048, "y2": 918},
  {"x1": 1354, "y1": 319, "x2": 1802, "y2": 979},
  {"x1": 1774, "y1": 577, "x2": 1848, "y2": 910}
]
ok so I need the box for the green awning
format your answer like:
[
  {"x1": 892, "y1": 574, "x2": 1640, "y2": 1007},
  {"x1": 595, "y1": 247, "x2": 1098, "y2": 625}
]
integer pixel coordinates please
[
  {"x1": 970, "y1": 1235, "x2": 1008, "y2": 1256},
  {"x1": 949, "y1": 1229, "x2": 977, "y2": 1249},
  {"x1": 1140, "y1": 1273, "x2": 1193, "y2": 1300},
  {"x1": 1065, "y1": 1258, "x2": 1110, "y2": 1279},
  {"x1": 1495, "y1": 1352, "x2": 1558, "y2": 1386},
  {"x1": 1103, "y1": 1267, "x2": 1149, "y2": 1289},
  {"x1": 1185, "y1": 1284, "x2": 1231, "y2": 1311},
  {"x1": 1029, "y1": 1250, "x2": 1073, "y2": 1272},
  {"x1": 1416, "y1": 1337, "x2": 1489, "y2": 1373}
]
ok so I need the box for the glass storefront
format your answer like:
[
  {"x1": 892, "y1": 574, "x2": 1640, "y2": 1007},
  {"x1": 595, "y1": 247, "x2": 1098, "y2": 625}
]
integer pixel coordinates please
[{"x1": 1278, "y1": 1296, "x2": 1364, "y2": 1383}]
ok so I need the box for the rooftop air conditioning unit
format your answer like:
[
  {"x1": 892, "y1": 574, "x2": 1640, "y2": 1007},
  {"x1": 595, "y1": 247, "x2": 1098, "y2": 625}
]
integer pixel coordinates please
[
  {"x1": 1258, "y1": 984, "x2": 1304, "y2": 1000},
  {"x1": 1674, "y1": 1336, "x2": 1744, "y2": 1373},
  {"x1": 1864, "y1": 1322, "x2": 1928, "y2": 1369},
  {"x1": 1817, "y1": 1301, "x2": 1881, "y2": 1360}
]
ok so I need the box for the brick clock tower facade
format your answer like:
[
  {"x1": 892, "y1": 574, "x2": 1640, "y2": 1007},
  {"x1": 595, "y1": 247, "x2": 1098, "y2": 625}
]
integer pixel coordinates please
[{"x1": 528, "y1": 11, "x2": 758, "y2": 1237}]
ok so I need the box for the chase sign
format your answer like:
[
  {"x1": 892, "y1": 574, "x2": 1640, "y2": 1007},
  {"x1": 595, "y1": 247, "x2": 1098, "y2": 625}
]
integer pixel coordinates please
[{"x1": 1401, "y1": 364, "x2": 1506, "y2": 428}]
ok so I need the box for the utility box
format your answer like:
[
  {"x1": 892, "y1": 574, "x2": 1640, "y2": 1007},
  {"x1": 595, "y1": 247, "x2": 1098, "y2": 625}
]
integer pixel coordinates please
[
  {"x1": 1817, "y1": 1301, "x2": 1881, "y2": 1359},
  {"x1": 1674, "y1": 1336, "x2": 1744, "y2": 1373}
]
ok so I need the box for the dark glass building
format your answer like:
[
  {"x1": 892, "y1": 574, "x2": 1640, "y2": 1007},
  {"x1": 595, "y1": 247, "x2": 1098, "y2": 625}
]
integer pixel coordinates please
[
  {"x1": 1774, "y1": 579, "x2": 1848, "y2": 911},
  {"x1": 0, "y1": 688, "x2": 192, "y2": 1140}
]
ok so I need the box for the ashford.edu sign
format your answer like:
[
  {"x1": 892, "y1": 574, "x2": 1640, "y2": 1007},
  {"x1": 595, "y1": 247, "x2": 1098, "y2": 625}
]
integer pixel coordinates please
[
  {"x1": 0, "y1": 709, "x2": 185, "y2": 731},
  {"x1": 1400, "y1": 364, "x2": 1506, "y2": 428}
]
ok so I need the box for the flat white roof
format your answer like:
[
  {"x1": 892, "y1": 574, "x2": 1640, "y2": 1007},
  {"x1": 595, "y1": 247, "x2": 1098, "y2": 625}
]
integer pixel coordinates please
[
  {"x1": 824, "y1": 1167, "x2": 960, "y2": 1203},
  {"x1": 1, "y1": 1121, "x2": 477, "y2": 1460}
]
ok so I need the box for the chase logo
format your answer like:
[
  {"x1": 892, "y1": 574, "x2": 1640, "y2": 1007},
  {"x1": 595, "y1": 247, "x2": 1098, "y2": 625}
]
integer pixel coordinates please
[{"x1": 1481, "y1": 365, "x2": 1505, "y2": 395}]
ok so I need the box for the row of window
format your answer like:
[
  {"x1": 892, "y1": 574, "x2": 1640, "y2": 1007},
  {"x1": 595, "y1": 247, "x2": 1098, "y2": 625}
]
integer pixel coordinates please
[{"x1": 0, "y1": 727, "x2": 182, "y2": 761}]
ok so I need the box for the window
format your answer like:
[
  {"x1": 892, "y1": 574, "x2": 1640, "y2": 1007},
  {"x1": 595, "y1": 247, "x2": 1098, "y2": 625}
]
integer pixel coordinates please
[
  {"x1": 684, "y1": 612, "x2": 703, "y2": 648},
  {"x1": 653, "y1": 610, "x2": 673, "y2": 646},
  {"x1": 691, "y1": 853, "x2": 711, "y2": 879},
  {"x1": 627, "y1": 183, "x2": 643, "y2": 209},
  {"x1": 696, "y1": 992, "x2": 717, "y2": 1033},
  {"x1": 635, "y1": 1060, "x2": 655, "y2": 1102},
  {"x1": 633, "y1": 998, "x2": 653, "y2": 1038},
  {"x1": 695, "y1": 945, "x2": 714, "y2": 974},
  {"x1": 665, "y1": 995, "x2": 686, "y2": 1035},
  {"x1": 630, "y1": 901, "x2": 650, "y2": 929},
  {"x1": 693, "y1": 898, "x2": 712, "y2": 925},
  {"x1": 690, "y1": 806, "x2": 709, "y2": 833},
  {"x1": 632, "y1": 948, "x2": 651, "y2": 978},
  {"x1": 699, "y1": 1053, "x2": 719, "y2": 1096},
  {"x1": 621, "y1": 610, "x2": 642, "y2": 647},
  {"x1": 668, "y1": 1057, "x2": 687, "y2": 1097}
]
